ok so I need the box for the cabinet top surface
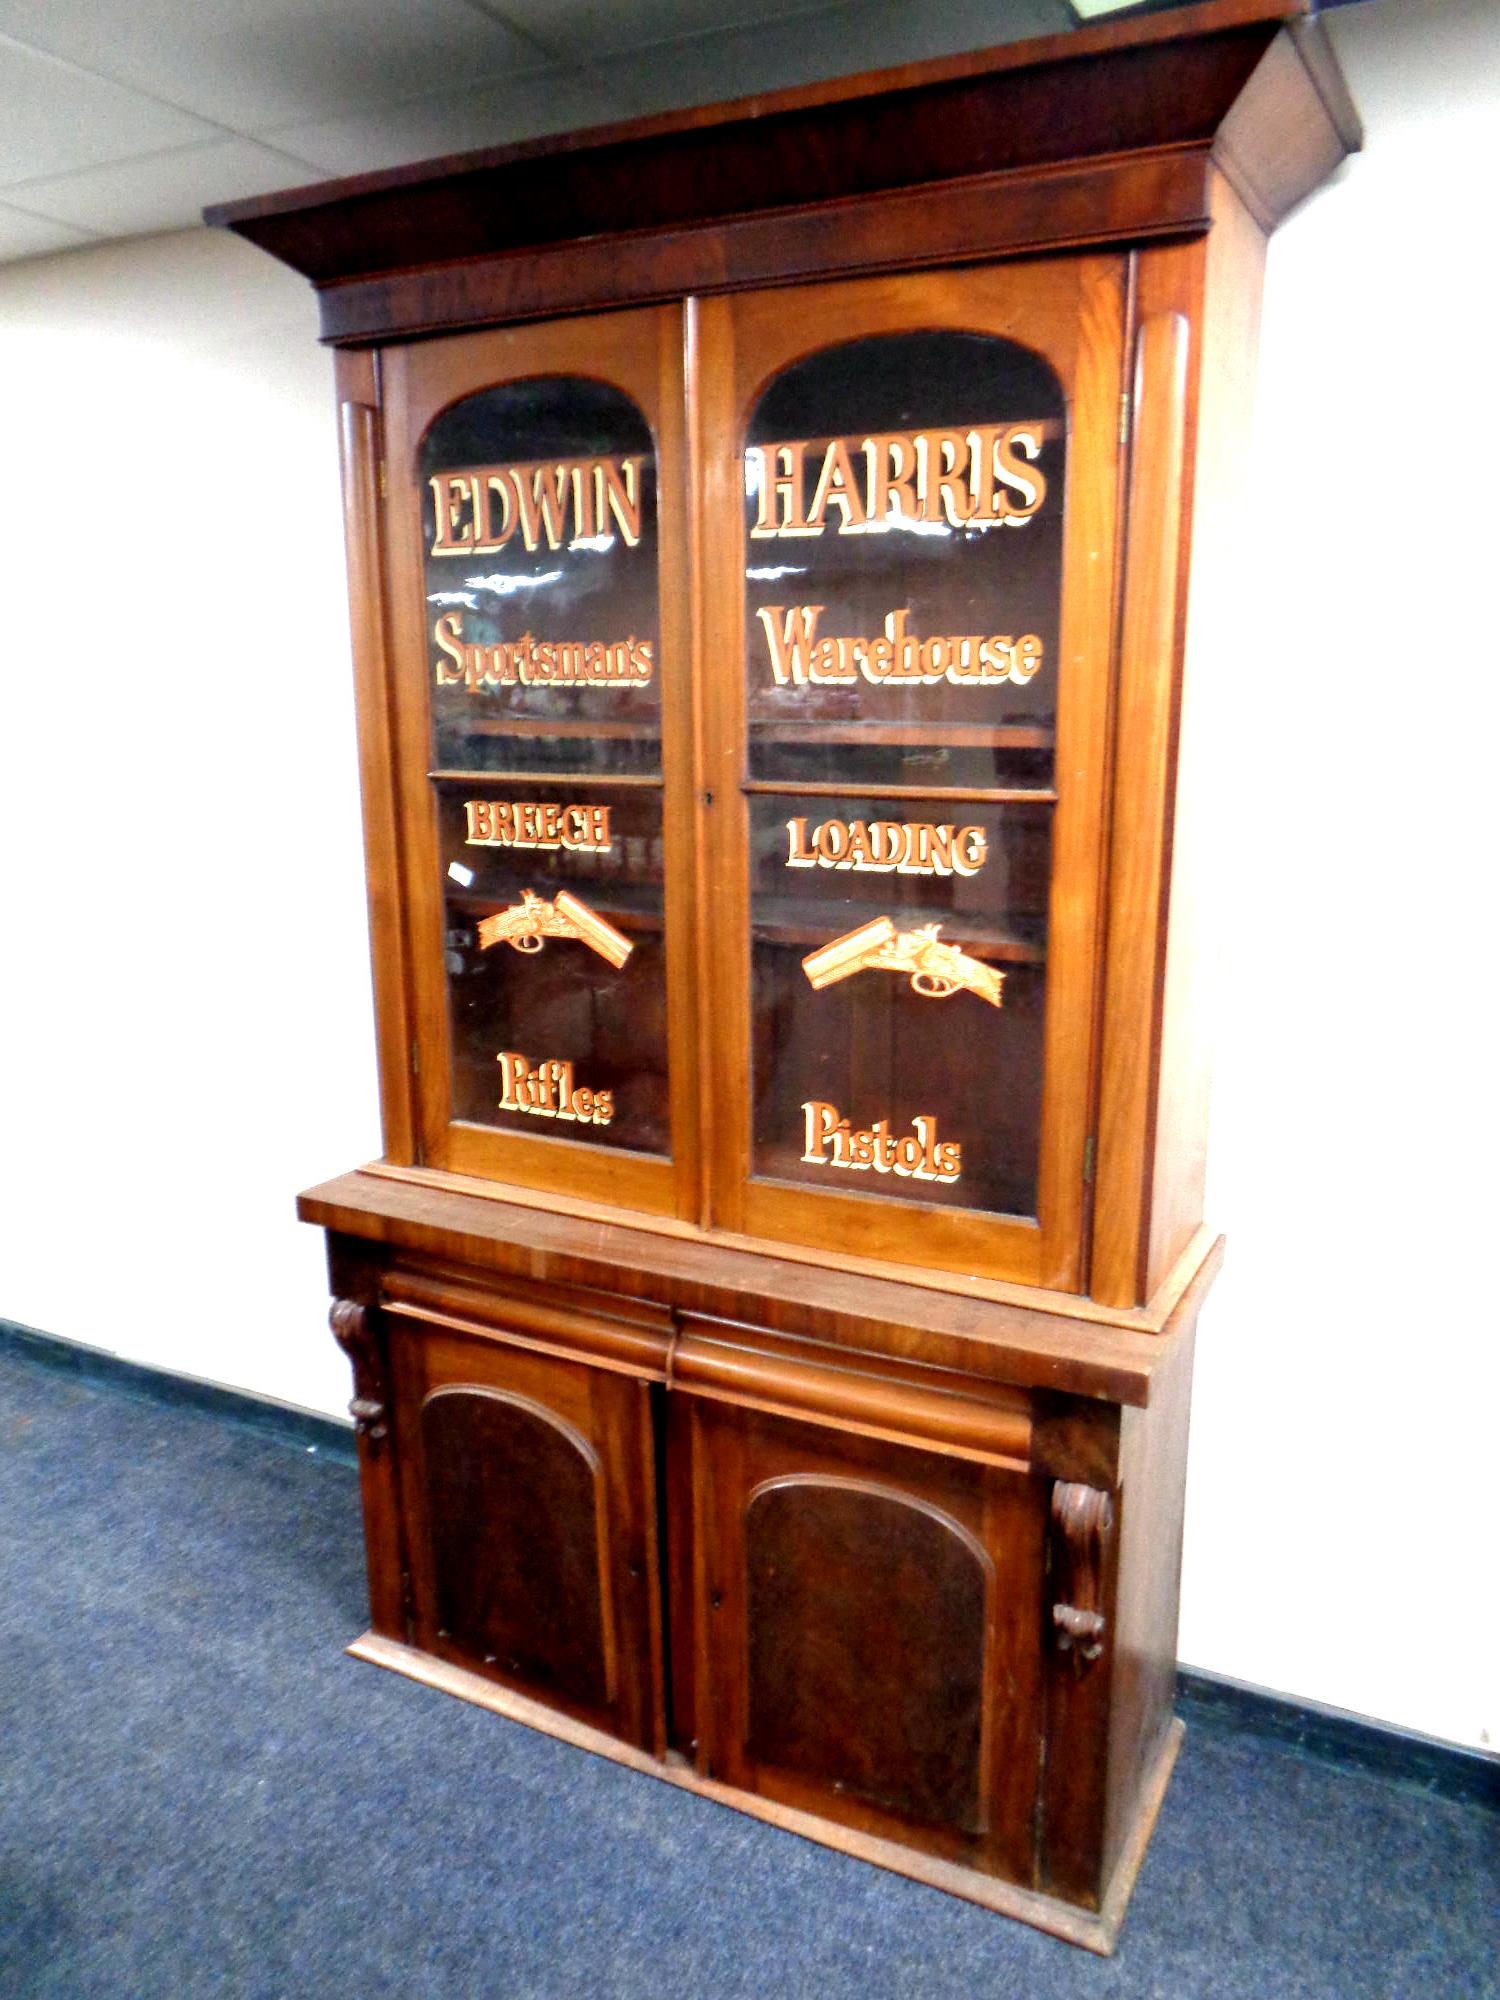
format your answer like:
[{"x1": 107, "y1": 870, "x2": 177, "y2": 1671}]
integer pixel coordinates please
[
  {"x1": 301, "y1": 1168, "x2": 1222, "y2": 1407},
  {"x1": 208, "y1": 0, "x2": 1356, "y2": 300}
]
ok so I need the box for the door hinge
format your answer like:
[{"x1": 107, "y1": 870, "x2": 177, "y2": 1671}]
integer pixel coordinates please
[
  {"x1": 378, "y1": 458, "x2": 388, "y2": 500},
  {"x1": 1083, "y1": 1134, "x2": 1096, "y2": 1185},
  {"x1": 1119, "y1": 393, "x2": 1130, "y2": 447},
  {"x1": 410, "y1": 1037, "x2": 420, "y2": 1078}
]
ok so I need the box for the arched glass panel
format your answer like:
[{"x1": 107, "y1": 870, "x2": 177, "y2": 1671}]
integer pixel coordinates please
[
  {"x1": 419, "y1": 377, "x2": 669, "y2": 1156},
  {"x1": 743, "y1": 332, "x2": 1067, "y2": 1217}
]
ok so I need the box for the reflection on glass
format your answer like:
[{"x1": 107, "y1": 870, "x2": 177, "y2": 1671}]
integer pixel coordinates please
[
  {"x1": 744, "y1": 333, "x2": 1065, "y2": 790},
  {"x1": 743, "y1": 333, "x2": 1065, "y2": 1217},
  {"x1": 420, "y1": 377, "x2": 660, "y2": 777}
]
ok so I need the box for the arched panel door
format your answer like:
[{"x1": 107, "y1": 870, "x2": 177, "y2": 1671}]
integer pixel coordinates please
[
  {"x1": 683, "y1": 1396, "x2": 1046, "y2": 1883},
  {"x1": 745, "y1": 1475, "x2": 991, "y2": 1832},
  {"x1": 380, "y1": 307, "x2": 700, "y2": 1220},
  {"x1": 698, "y1": 262, "x2": 1127, "y2": 1288},
  {"x1": 390, "y1": 1317, "x2": 664, "y2": 1752},
  {"x1": 421, "y1": 1386, "x2": 612, "y2": 1712}
]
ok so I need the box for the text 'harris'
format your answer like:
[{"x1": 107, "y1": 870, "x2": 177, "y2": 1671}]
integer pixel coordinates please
[{"x1": 748, "y1": 423, "x2": 1052, "y2": 538}]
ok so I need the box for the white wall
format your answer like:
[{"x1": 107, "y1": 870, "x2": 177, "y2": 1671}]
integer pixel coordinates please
[
  {"x1": 0, "y1": 231, "x2": 379, "y2": 1422},
  {"x1": 0, "y1": 0, "x2": 1494, "y2": 1749},
  {"x1": 1179, "y1": 0, "x2": 1500, "y2": 1753}
]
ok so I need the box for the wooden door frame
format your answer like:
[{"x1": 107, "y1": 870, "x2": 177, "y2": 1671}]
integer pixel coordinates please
[
  {"x1": 695, "y1": 257, "x2": 1128, "y2": 1290},
  {"x1": 378, "y1": 304, "x2": 702, "y2": 1221}
]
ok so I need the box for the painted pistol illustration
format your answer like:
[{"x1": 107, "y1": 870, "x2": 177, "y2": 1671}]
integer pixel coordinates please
[
  {"x1": 476, "y1": 888, "x2": 633, "y2": 968},
  {"x1": 802, "y1": 916, "x2": 1004, "y2": 1007}
]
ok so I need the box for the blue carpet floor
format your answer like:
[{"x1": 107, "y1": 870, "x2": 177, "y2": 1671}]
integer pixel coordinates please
[{"x1": 1, "y1": 1344, "x2": 1495, "y2": 1998}]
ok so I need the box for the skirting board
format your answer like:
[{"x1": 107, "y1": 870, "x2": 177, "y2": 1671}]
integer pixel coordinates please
[
  {"x1": 0, "y1": 1315, "x2": 356, "y2": 1466},
  {"x1": 3, "y1": 1316, "x2": 1495, "y2": 1813},
  {"x1": 348, "y1": 1629, "x2": 1182, "y2": 1955},
  {"x1": 1175, "y1": 1667, "x2": 1499, "y2": 1812}
]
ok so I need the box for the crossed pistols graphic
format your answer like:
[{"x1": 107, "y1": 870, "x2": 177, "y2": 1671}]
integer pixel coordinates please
[
  {"x1": 477, "y1": 888, "x2": 633, "y2": 968},
  {"x1": 803, "y1": 916, "x2": 1004, "y2": 1007}
]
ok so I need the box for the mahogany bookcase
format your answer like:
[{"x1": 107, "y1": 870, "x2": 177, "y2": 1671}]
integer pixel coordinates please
[{"x1": 213, "y1": 0, "x2": 1358, "y2": 1951}]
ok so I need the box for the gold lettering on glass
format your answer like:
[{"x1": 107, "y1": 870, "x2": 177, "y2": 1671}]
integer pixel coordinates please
[
  {"x1": 748, "y1": 423, "x2": 1052, "y2": 540},
  {"x1": 476, "y1": 889, "x2": 633, "y2": 968},
  {"x1": 465, "y1": 801, "x2": 613, "y2": 853},
  {"x1": 800, "y1": 1101, "x2": 962, "y2": 1182},
  {"x1": 786, "y1": 818, "x2": 987, "y2": 877},
  {"x1": 803, "y1": 918, "x2": 1004, "y2": 1007},
  {"x1": 433, "y1": 618, "x2": 654, "y2": 690},
  {"x1": 430, "y1": 455, "x2": 646, "y2": 554},
  {"x1": 756, "y1": 606, "x2": 1041, "y2": 689},
  {"x1": 497, "y1": 1052, "x2": 614, "y2": 1125}
]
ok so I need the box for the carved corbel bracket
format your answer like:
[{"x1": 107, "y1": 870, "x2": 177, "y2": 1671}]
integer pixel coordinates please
[
  {"x1": 330, "y1": 1298, "x2": 388, "y2": 1452},
  {"x1": 1050, "y1": 1480, "x2": 1115, "y2": 1673}
]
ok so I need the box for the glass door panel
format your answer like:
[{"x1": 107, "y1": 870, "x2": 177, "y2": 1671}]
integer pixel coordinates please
[
  {"x1": 744, "y1": 330, "x2": 1063, "y2": 1221},
  {"x1": 383, "y1": 307, "x2": 696, "y2": 1216},
  {"x1": 422, "y1": 375, "x2": 662, "y2": 781},
  {"x1": 702, "y1": 262, "x2": 1126, "y2": 1287},
  {"x1": 748, "y1": 790, "x2": 1050, "y2": 1217},
  {"x1": 435, "y1": 777, "x2": 669, "y2": 1156}
]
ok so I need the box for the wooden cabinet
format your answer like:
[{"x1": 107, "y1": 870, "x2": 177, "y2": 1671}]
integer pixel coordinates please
[{"x1": 217, "y1": 0, "x2": 1359, "y2": 1955}]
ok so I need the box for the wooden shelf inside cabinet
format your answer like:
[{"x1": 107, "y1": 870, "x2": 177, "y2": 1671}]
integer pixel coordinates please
[
  {"x1": 454, "y1": 720, "x2": 661, "y2": 742},
  {"x1": 740, "y1": 781, "x2": 1056, "y2": 804},
  {"x1": 431, "y1": 769, "x2": 664, "y2": 787},
  {"x1": 747, "y1": 723, "x2": 1056, "y2": 749},
  {"x1": 450, "y1": 890, "x2": 665, "y2": 936},
  {"x1": 218, "y1": 0, "x2": 1359, "y2": 1957},
  {"x1": 752, "y1": 895, "x2": 1045, "y2": 963}
]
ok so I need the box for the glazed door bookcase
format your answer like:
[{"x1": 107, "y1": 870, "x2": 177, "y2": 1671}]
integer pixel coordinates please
[
  {"x1": 381, "y1": 306, "x2": 701, "y2": 1220},
  {"x1": 380, "y1": 263, "x2": 1124, "y2": 1291},
  {"x1": 217, "y1": 0, "x2": 1361, "y2": 1954},
  {"x1": 700, "y1": 259, "x2": 1126, "y2": 1289}
]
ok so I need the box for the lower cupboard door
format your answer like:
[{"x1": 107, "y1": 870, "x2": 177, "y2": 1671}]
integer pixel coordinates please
[
  {"x1": 681, "y1": 1397, "x2": 1045, "y2": 1883},
  {"x1": 390, "y1": 1322, "x2": 664, "y2": 1753}
]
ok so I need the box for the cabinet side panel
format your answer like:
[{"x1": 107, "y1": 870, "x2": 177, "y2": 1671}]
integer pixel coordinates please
[
  {"x1": 1091, "y1": 300, "x2": 1193, "y2": 1309},
  {"x1": 335, "y1": 348, "x2": 416, "y2": 1162},
  {"x1": 327, "y1": 1235, "x2": 409, "y2": 1640},
  {"x1": 1102, "y1": 1316, "x2": 1196, "y2": 1880},
  {"x1": 1144, "y1": 177, "x2": 1267, "y2": 1297}
]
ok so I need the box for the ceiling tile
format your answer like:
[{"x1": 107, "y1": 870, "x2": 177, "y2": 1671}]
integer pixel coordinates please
[
  {"x1": 4, "y1": 138, "x2": 329, "y2": 237},
  {"x1": 268, "y1": 71, "x2": 622, "y2": 179},
  {"x1": 0, "y1": 1, "x2": 553, "y2": 134},
  {"x1": 504, "y1": 0, "x2": 1071, "y2": 68},
  {"x1": 492, "y1": 0, "x2": 845, "y2": 64},
  {"x1": 590, "y1": 0, "x2": 1067, "y2": 118},
  {"x1": 0, "y1": 35, "x2": 216, "y2": 184},
  {"x1": 0, "y1": 199, "x2": 98, "y2": 261}
]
